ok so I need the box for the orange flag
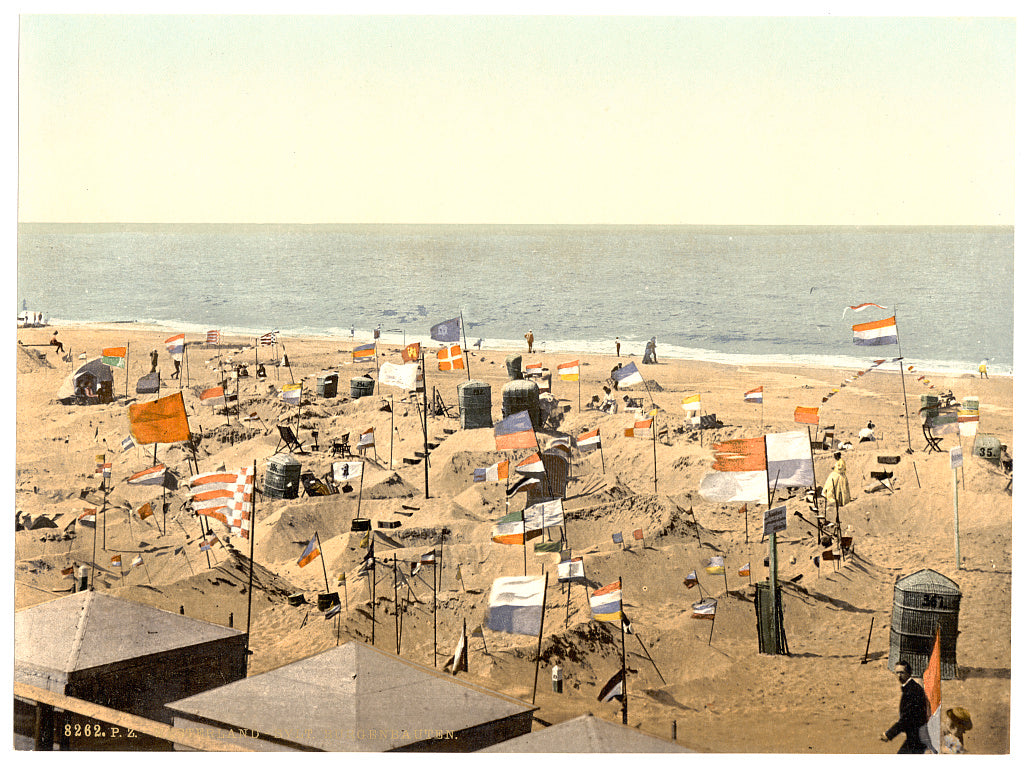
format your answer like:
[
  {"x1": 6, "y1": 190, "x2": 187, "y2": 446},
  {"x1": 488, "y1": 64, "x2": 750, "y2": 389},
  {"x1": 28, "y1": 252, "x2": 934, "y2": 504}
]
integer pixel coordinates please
[
  {"x1": 794, "y1": 406, "x2": 820, "y2": 425},
  {"x1": 128, "y1": 392, "x2": 191, "y2": 444}
]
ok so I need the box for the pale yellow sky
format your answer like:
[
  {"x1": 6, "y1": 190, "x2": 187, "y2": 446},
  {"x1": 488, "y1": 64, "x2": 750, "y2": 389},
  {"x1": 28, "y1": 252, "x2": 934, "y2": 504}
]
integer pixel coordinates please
[{"x1": 16, "y1": 12, "x2": 1017, "y2": 224}]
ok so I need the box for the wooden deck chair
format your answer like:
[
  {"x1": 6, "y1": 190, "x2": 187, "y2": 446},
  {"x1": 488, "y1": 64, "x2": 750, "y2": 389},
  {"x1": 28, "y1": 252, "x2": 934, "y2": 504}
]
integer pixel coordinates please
[
  {"x1": 276, "y1": 424, "x2": 308, "y2": 454},
  {"x1": 921, "y1": 425, "x2": 943, "y2": 453},
  {"x1": 300, "y1": 472, "x2": 332, "y2": 497},
  {"x1": 330, "y1": 433, "x2": 353, "y2": 457}
]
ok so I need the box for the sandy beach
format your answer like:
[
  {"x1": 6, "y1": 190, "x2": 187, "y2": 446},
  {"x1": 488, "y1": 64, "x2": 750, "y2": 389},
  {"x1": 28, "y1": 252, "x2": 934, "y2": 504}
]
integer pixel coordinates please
[{"x1": 14, "y1": 323, "x2": 1012, "y2": 753}]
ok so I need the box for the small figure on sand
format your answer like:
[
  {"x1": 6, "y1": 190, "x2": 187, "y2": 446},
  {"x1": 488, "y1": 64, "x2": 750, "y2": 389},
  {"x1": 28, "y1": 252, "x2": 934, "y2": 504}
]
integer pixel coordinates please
[
  {"x1": 551, "y1": 662, "x2": 563, "y2": 693},
  {"x1": 859, "y1": 421, "x2": 876, "y2": 442},
  {"x1": 524, "y1": 330, "x2": 534, "y2": 354},
  {"x1": 615, "y1": 337, "x2": 621, "y2": 357},
  {"x1": 642, "y1": 337, "x2": 658, "y2": 364},
  {"x1": 50, "y1": 331, "x2": 64, "y2": 355},
  {"x1": 150, "y1": 349, "x2": 159, "y2": 373},
  {"x1": 979, "y1": 360, "x2": 989, "y2": 379},
  {"x1": 880, "y1": 661, "x2": 929, "y2": 753},
  {"x1": 171, "y1": 357, "x2": 181, "y2": 379},
  {"x1": 610, "y1": 363, "x2": 622, "y2": 389}
]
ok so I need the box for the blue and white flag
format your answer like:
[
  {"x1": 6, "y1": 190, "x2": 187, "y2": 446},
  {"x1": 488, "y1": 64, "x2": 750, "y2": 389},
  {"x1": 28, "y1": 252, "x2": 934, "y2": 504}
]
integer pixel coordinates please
[
  {"x1": 612, "y1": 361, "x2": 644, "y2": 387},
  {"x1": 430, "y1": 317, "x2": 462, "y2": 343},
  {"x1": 121, "y1": 435, "x2": 136, "y2": 452},
  {"x1": 487, "y1": 575, "x2": 546, "y2": 636}
]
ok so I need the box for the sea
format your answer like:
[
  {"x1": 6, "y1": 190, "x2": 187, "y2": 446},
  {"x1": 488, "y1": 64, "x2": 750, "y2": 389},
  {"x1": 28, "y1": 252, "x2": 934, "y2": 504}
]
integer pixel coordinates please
[{"x1": 16, "y1": 224, "x2": 1014, "y2": 376}]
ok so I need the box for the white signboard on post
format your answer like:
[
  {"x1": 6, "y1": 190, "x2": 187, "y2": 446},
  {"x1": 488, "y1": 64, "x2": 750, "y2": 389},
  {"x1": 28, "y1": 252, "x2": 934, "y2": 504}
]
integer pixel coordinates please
[
  {"x1": 950, "y1": 446, "x2": 963, "y2": 470},
  {"x1": 763, "y1": 504, "x2": 787, "y2": 536}
]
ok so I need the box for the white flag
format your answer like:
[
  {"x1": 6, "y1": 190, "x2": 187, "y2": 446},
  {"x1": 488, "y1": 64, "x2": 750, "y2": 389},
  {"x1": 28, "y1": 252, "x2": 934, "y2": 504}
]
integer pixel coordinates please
[{"x1": 378, "y1": 361, "x2": 420, "y2": 391}]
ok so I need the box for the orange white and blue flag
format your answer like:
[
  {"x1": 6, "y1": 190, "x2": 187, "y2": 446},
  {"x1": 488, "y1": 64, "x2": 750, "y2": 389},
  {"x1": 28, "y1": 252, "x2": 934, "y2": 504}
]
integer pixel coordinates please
[
  {"x1": 557, "y1": 360, "x2": 580, "y2": 381},
  {"x1": 201, "y1": 386, "x2": 226, "y2": 407},
  {"x1": 494, "y1": 411, "x2": 537, "y2": 450},
  {"x1": 280, "y1": 383, "x2": 302, "y2": 405},
  {"x1": 625, "y1": 415, "x2": 653, "y2": 439},
  {"x1": 577, "y1": 428, "x2": 601, "y2": 453},
  {"x1": 298, "y1": 535, "x2": 321, "y2": 567},
  {"x1": 474, "y1": 460, "x2": 509, "y2": 483},
  {"x1": 165, "y1": 334, "x2": 185, "y2": 361},
  {"x1": 352, "y1": 343, "x2": 376, "y2": 362},
  {"x1": 111, "y1": 554, "x2": 122, "y2": 568},
  {"x1": 744, "y1": 387, "x2": 763, "y2": 404},
  {"x1": 128, "y1": 463, "x2": 166, "y2": 486},
  {"x1": 590, "y1": 580, "x2": 624, "y2": 622},
  {"x1": 852, "y1": 315, "x2": 898, "y2": 346}
]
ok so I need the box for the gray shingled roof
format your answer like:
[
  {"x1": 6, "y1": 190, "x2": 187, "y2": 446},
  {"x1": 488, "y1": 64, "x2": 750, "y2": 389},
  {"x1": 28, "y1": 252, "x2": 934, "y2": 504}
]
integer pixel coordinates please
[
  {"x1": 167, "y1": 642, "x2": 536, "y2": 751},
  {"x1": 480, "y1": 713, "x2": 692, "y2": 752},
  {"x1": 15, "y1": 592, "x2": 242, "y2": 688}
]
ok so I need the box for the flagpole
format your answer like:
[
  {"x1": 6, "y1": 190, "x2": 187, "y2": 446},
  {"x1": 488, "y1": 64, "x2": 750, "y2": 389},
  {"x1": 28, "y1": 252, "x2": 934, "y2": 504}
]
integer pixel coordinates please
[
  {"x1": 460, "y1": 311, "x2": 471, "y2": 381},
  {"x1": 357, "y1": 465, "x2": 365, "y2": 520},
  {"x1": 599, "y1": 436, "x2": 606, "y2": 475},
  {"x1": 389, "y1": 395, "x2": 394, "y2": 470},
  {"x1": 90, "y1": 508, "x2": 98, "y2": 591},
  {"x1": 199, "y1": 516, "x2": 212, "y2": 568},
  {"x1": 765, "y1": 436, "x2": 780, "y2": 654},
  {"x1": 432, "y1": 555, "x2": 437, "y2": 667},
  {"x1": 620, "y1": 573, "x2": 627, "y2": 725},
  {"x1": 125, "y1": 342, "x2": 130, "y2": 400},
  {"x1": 893, "y1": 309, "x2": 914, "y2": 453},
  {"x1": 531, "y1": 572, "x2": 549, "y2": 705},
  {"x1": 420, "y1": 356, "x2": 430, "y2": 499},
  {"x1": 316, "y1": 532, "x2": 330, "y2": 595},
  {"x1": 652, "y1": 410, "x2": 658, "y2": 493},
  {"x1": 808, "y1": 425, "x2": 823, "y2": 546},
  {"x1": 371, "y1": 558, "x2": 376, "y2": 647},
  {"x1": 708, "y1": 608, "x2": 716, "y2": 646},
  {"x1": 244, "y1": 459, "x2": 257, "y2": 674},
  {"x1": 393, "y1": 554, "x2": 400, "y2": 655}
]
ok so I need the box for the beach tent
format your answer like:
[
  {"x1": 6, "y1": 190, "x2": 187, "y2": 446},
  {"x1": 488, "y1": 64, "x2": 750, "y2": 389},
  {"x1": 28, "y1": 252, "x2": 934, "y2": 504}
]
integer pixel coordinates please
[
  {"x1": 15, "y1": 592, "x2": 246, "y2": 750},
  {"x1": 480, "y1": 713, "x2": 692, "y2": 752},
  {"x1": 167, "y1": 641, "x2": 536, "y2": 752},
  {"x1": 56, "y1": 358, "x2": 114, "y2": 404}
]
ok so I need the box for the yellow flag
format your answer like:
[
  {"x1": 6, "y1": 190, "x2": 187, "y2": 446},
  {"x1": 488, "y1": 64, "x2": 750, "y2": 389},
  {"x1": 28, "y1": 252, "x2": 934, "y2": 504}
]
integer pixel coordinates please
[{"x1": 359, "y1": 530, "x2": 370, "y2": 549}]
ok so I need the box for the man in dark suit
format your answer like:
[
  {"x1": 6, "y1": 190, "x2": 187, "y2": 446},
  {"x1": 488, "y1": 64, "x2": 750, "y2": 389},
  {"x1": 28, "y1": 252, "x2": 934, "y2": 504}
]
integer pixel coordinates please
[{"x1": 881, "y1": 661, "x2": 929, "y2": 753}]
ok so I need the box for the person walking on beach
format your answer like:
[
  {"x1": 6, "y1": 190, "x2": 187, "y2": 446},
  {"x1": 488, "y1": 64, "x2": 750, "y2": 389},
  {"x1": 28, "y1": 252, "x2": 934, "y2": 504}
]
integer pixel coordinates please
[
  {"x1": 824, "y1": 452, "x2": 851, "y2": 511},
  {"x1": 615, "y1": 337, "x2": 620, "y2": 357},
  {"x1": 881, "y1": 661, "x2": 929, "y2": 754},
  {"x1": 150, "y1": 349, "x2": 159, "y2": 373},
  {"x1": 979, "y1": 361, "x2": 989, "y2": 379},
  {"x1": 525, "y1": 330, "x2": 534, "y2": 354},
  {"x1": 551, "y1": 662, "x2": 563, "y2": 693}
]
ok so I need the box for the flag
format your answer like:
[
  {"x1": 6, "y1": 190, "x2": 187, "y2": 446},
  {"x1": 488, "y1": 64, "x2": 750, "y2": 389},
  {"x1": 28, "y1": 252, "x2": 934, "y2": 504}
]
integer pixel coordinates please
[
  {"x1": 332, "y1": 460, "x2": 363, "y2": 483},
  {"x1": 921, "y1": 406, "x2": 959, "y2": 436},
  {"x1": 705, "y1": 556, "x2": 725, "y2": 575},
  {"x1": 206, "y1": 329, "x2": 221, "y2": 344},
  {"x1": 337, "y1": 572, "x2": 347, "y2": 586},
  {"x1": 110, "y1": 555, "x2": 122, "y2": 568},
  {"x1": 430, "y1": 317, "x2": 462, "y2": 343},
  {"x1": 547, "y1": 436, "x2": 573, "y2": 457},
  {"x1": 470, "y1": 624, "x2": 484, "y2": 639},
  {"x1": 200, "y1": 386, "x2": 226, "y2": 407},
  {"x1": 352, "y1": 343, "x2": 376, "y2": 362},
  {"x1": 684, "y1": 570, "x2": 698, "y2": 589},
  {"x1": 199, "y1": 538, "x2": 212, "y2": 552},
  {"x1": 128, "y1": 393, "x2": 191, "y2": 444},
  {"x1": 437, "y1": 344, "x2": 465, "y2": 371},
  {"x1": 692, "y1": 598, "x2": 717, "y2": 620},
  {"x1": 738, "y1": 562, "x2": 751, "y2": 577},
  {"x1": 298, "y1": 535, "x2": 321, "y2": 567},
  {"x1": 188, "y1": 467, "x2": 254, "y2": 538},
  {"x1": 402, "y1": 342, "x2": 421, "y2": 362},
  {"x1": 577, "y1": 428, "x2": 601, "y2": 453},
  {"x1": 611, "y1": 361, "x2": 643, "y2": 387},
  {"x1": 325, "y1": 603, "x2": 342, "y2": 619},
  {"x1": 590, "y1": 580, "x2": 623, "y2": 622},
  {"x1": 794, "y1": 406, "x2": 820, "y2": 425},
  {"x1": 957, "y1": 407, "x2": 980, "y2": 437},
  {"x1": 136, "y1": 502, "x2": 154, "y2": 521},
  {"x1": 699, "y1": 431, "x2": 813, "y2": 504},
  {"x1": 487, "y1": 575, "x2": 546, "y2": 636},
  {"x1": 852, "y1": 315, "x2": 898, "y2": 346},
  {"x1": 131, "y1": 554, "x2": 143, "y2": 568},
  {"x1": 626, "y1": 415, "x2": 653, "y2": 439},
  {"x1": 121, "y1": 435, "x2": 135, "y2": 452},
  {"x1": 845, "y1": 302, "x2": 888, "y2": 315},
  {"x1": 491, "y1": 510, "x2": 542, "y2": 546},
  {"x1": 259, "y1": 331, "x2": 277, "y2": 346},
  {"x1": 515, "y1": 452, "x2": 545, "y2": 474},
  {"x1": 420, "y1": 551, "x2": 437, "y2": 565},
  {"x1": 921, "y1": 628, "x2": 942, "y2": 753},
  {"x1": 357, "y1": 428, "x2": 375, "y2": 449},
  {"x1": 456, "y1": 564, "x2": 464, "y2": 585},
  {"x1": 633, "y1": 528, "x2": 644, "y2": 541},
  {"x1": 379, "y1": 361, "x2": 419, "y2": 390},
  {"x1": 280, "y1": 383, "x2": 302, "y2": 406},
  {"x1": 78, "y1": 508, "x2": 97, "y2": 528},
  {"x1": 524, "y1": 498, "x2": 564, "y2": 530},
  {"x1": 612, "y1": 532, "x2": 623, "y2": 545},
  {"x1": 494, "y1": 411, "x2": 537, "y2": 450},
  {"x1": 165, "y1": 333, "x2": 185, "y2": 361},
  {"x1": 597, "y1": 668, "x2": 625, "y2": 703},
  {"x1": 95, "y1": 454, "x2": 111, "y2": 479},
  {"x1": 101, "y1": 347, "x2": 127, "y2": 368},
  {"x1": 557, "y1": 360, "x2": 580, "y2": 381},
  {"x1": 358, "y1": 530, "x2": 371, "y2": 549},
  {"x1": 358, "y1": 541, "x2": 375, "y2": 575},
  {"x1": 61, "y1": 565, "x2": 75, "y2": 577},
  {"x1": 557, "y1": 556, "x2": 585, "y2": 582},
  {"x1": 474, "y1": 460, "x2": 509, "y2": 483},
  {"x1": 506, "y1": 475, "x2": 540, "y2": 496},
  {"x1": 524, "y1": 361, "x2": 543, "y2": 373},
  {"x1": 682, "y1": 394, "x2": 701, "y2": 412},
  {"x1": 127, "y1": 463, "x2": 166, "y2": 486},
  {"x1": 744, "y1": 387, "x2": 763, "y2": 404},
  {"x1": 444, "y1": 624, "x2": 468, "y2": 675}
]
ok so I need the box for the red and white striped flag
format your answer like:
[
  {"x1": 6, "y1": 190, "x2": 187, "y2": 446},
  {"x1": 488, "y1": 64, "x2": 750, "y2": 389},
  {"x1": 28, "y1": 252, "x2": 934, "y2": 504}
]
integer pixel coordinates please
[
  {"x1": 127, "y1": 463, "x2": 166, "y2": 486},
  {"x1": 188, "y1": 467, "x2": 254, "y2": 539},
  {"x1": 206, "y1": 329, "x2": 221, "y2": 344}
]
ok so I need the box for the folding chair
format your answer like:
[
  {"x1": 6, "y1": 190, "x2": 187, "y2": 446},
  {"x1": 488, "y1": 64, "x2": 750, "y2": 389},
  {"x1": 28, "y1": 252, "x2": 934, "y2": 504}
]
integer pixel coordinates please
[
  {"x1": 922, "y1": 425, "x2": 943, "y2": 453},
  {"x1": 276, "y1": 424, "x2": 308, "y2": 454},
  {"x1": 330, "y1": 433, "x2": 353, "y2": 457}
]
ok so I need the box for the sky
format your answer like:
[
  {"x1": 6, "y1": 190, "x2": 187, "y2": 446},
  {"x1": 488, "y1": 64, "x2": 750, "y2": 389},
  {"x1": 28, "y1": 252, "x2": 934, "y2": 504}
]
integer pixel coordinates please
[{"x1": 15, "y1": 11, "x2": 1017, "y2": 225}]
